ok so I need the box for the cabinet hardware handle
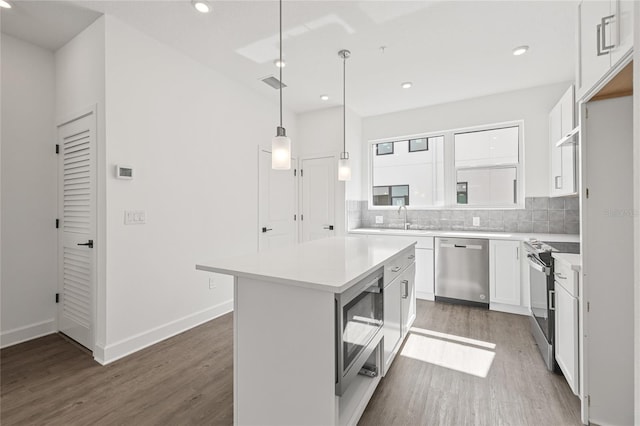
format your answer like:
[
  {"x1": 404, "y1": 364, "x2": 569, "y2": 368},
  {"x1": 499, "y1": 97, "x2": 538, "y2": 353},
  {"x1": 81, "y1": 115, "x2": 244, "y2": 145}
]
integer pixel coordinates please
[
  {"x1": 391, "y1": 266, "x2": 401, "y2": 272},
  {"x1": 407, "y1": 255, "x2": 415, "y2": 260},
  {"x1": 401, "y1": 280, "x2": 409, "y2": 298},
  {"x1": 597, "y1": 15, "x2": 616, "y2": 56},
  {"x1": 555, "y1": 176, "x2": 562, "y2": 189},
  {"x1": 77, "y1": 240, "x2": 93, "y2": 248},
  {"x1": 549, "y1": 290, "x2": 556, "y2": 311},
  {"x1": 555, "y1": 272, "x2": 567, "y2": 280}
]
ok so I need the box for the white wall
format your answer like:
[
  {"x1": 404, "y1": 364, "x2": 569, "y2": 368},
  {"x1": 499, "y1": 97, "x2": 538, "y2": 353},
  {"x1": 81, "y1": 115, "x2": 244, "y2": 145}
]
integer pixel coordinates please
[
  {"x1": 54, "y1": 17, "x2": 107, "y2": 353},
  {"x1": 99, "y1": 16, "x2": 296, "y2": 363},
  {"x1": 297, "y1": 106, "x2": 361, "y2": 235},
  {"x1": 0, "y1": 34, "x2": 57, "y2": 347},
  {"x1": 360, "y1": 82, "x2": 570, "y2": 199}
]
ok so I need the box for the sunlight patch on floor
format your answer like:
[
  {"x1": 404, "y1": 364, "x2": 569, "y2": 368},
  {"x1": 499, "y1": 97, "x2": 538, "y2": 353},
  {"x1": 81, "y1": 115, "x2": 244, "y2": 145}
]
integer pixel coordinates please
[
  {"x1": 408, "y1": 326, "x2": 497, "y2": 350},
  {"x1": 400, "y1": 332, "x2": 496, "y2": 378}
]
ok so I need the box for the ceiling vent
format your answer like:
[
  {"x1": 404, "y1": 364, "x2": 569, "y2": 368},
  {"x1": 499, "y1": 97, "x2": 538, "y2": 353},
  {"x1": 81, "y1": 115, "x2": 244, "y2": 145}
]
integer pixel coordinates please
[{"x1": 261, "y1": 75, "x2": 287, "y2": 90}]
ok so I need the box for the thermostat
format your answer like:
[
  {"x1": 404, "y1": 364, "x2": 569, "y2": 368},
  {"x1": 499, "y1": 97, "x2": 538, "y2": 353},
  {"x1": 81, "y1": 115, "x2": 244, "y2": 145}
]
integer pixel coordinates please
[{"x1": 116, "y1": 165, "x2": 133, "y2": 180}]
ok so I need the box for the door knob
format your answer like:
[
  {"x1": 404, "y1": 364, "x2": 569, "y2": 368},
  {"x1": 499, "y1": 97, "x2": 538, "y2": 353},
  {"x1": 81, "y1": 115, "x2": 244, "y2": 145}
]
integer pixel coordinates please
[
  {"x1": 323, "y1": 225, "x2": 334, "y2": 230},
  {"x1": 262, "y1": 227, "x2": 273, "y2": 233},
  {"x1": 77, "y1": 240, "x2": 93, "y2": 248}
]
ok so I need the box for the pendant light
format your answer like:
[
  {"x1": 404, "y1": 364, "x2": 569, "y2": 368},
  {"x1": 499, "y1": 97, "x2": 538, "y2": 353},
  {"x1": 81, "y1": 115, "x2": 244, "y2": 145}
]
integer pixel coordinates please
[
  {"x1": 272, "y1": 0, "x2": 291, "y2": 170},
  {"x1": 338, "y1": 49, "x2": 351, "y2": 181}
]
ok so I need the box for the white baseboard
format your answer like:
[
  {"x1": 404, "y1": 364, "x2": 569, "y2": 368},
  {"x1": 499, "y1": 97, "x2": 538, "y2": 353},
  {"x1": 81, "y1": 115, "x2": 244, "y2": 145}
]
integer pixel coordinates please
[
  {"x1": 94, "y1": 300, "x2": 233, "y2": 365},
  {"x1": 0, "y1": 319, "x2": 57, "y2": 349},
  {"x1": 490, "y1": 303, "x2": 530, "y2": 316},
  {"x1": 416, "y1": 291, "x2": 435, "y2": 301}
]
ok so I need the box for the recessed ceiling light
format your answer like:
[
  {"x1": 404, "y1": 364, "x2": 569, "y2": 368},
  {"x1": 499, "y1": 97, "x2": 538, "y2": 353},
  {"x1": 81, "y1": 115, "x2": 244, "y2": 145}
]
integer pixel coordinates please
[
  {"x1": 512, "y1": 45, "x2": 529, "y2": 56},
  {"x1": 320, "y1": 95, "x2": 329, "y2": 101},
  {"x1": 401, "y1": 82, "x2": 413, "y2": 89},
  {"x1": 192, "y1": 0, "x2": 210, "y2": 13},
  {"x1": 0, "y1": 0, "x2": 12, "y2": 8},
  {"x1": 274, "y1": 59, "x2": 286, "y2": 68}
]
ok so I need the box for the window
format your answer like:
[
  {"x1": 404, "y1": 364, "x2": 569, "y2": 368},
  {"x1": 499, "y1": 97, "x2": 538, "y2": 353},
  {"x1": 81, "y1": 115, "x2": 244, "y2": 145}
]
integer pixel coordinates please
[
  {"x1": 373, "y1": 185, "x2": 410, "y2": 206},
  {"x1": 454, "y1": 126, "x2": 520, "y2": 206},
  {"x1": 409, "y1": 138, "x2": 428, "y2": 152},
  {"x1": 376, "y1": 142, "x2": 394, "y2": 155},
  {"x1": 371, "y1": 137, "x2": 445, "y2": 208},
  {"x1": 369, "y1": 122, "x2": 523, "y2": 209}
]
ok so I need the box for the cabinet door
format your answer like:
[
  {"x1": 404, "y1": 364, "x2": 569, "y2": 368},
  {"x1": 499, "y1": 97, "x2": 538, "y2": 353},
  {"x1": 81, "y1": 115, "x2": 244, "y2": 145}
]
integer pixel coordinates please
[
  {"x1": 549, "y1": 102, "x2": 563, "y2": 196},
  {"x1": 559, "y1": 87, "x2": 576, "y2": 195},
  {"x1": 415, "y1": 248, "x2": 434, "y2": 300},
  {"x1": 577, "y1": 1, "x2": 612, "y2": 100},
  {"x1": 489, "y1": 240, "x2": 521, "y2": 306},
  {"x1": 383, "y1": 278, "x2": 402, "y2": 375},
  {"x1": 401, "y1": 263, "x2": 416, "y2": 338},
  {"x1": 555, "y1": 282, "x2": 579, "y2": 396},
  {"x1": 609, "y1": 0, "x2": 634, "y2": 67}
]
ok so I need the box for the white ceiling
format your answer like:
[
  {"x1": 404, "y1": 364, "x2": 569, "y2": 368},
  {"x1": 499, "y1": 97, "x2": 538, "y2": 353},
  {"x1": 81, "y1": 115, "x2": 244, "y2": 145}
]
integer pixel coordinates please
[
  {"x1": 0, "y1": 1, "x2": 101, "y2": 50},
  {"x1": 1, "y1": 1, "x2": 576, "y2": 117}
]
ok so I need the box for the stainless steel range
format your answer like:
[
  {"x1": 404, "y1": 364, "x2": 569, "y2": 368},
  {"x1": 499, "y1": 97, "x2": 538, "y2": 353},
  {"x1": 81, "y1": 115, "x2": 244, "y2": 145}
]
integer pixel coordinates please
[{"x1": 523, "y1": 239, "x2": 580, "y2": 371}]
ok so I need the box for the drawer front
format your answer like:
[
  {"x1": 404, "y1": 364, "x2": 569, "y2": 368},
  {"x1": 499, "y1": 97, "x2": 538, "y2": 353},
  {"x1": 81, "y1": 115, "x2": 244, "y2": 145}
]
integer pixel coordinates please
[
  {"x1": 554, "y1": 260, "x2": 577, "y2": 297},
  {"x1": 384, "y1": 247, "x2": 415, "y2": 287}
]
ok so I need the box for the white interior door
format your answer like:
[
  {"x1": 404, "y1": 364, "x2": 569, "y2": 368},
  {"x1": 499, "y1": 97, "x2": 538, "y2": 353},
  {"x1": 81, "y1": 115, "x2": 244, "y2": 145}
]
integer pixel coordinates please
[
  {"x1": 301, "y1": 156, "x2": 335, "y2": 242},
  {"x1": 57, "y1": 110, "x2": 96, "y2": 351},
  {"x1": 258, "y1": 149, "x2": 297, "y2": 251},
  {"x1": 583, "y1": 96, "x2": 634, "y2": 425}
]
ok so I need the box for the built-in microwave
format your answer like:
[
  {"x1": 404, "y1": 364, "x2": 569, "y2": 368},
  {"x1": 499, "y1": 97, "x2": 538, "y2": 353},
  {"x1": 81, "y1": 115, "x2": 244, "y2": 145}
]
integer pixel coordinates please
[{"x1": 335, "y1": 268, "x2": 384, "y2": 396}]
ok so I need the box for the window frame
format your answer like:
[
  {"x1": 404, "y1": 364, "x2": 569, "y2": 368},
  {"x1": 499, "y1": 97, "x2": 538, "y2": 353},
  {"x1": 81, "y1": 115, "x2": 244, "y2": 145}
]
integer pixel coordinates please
[
  {"x1": 367, "y1": 120, "x2": 525, "y2": 210},
  {"x1": 408, "y1": 138, "x2": 429, "y2": 153},
  {"x1": 375, "y1": 142, "x2": 394, "y2": 156}
]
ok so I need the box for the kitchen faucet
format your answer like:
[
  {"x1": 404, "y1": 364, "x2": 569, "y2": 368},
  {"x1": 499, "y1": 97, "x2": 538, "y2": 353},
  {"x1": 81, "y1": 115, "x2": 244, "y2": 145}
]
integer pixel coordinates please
[{"x1": 398, "y1": 205, "x2": 410, "y2": 230}]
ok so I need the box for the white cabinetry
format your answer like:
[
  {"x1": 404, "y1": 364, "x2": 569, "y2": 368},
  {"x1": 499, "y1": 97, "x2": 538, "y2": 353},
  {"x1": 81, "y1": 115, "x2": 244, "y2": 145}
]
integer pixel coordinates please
[
  {"x1": 553, "y1": 256, "x2": 580, "y2": 396},
  {"x1": 415, "y1": 246, "x2": 434, "y2": 301},
  {"x1": 489, "y1": 240, "x2": 523, "y2": 314},
  {"x1": 577, "y1": 0, "x2": 634, "y2": 101},
  {"x1": 383, "y1": 277, "x2": 402, "y2": 374},
  {"x1": 401, "y1": 263, "x2": 416, "y2": 336},
  {"x1": 382, "y1": 250, "x2": 416, "y2": 375},
  {"x1": 549, "y1": 86, "x2": 577, "y2": 197}
]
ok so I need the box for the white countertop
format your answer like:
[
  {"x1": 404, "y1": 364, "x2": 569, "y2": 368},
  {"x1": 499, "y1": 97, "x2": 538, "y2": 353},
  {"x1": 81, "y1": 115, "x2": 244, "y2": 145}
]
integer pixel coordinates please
[
  {"x1": 196, "y1": 237, "x2": 415, "y2": 293},
  {"x1": 552, "y1": 253, "x2": 582, "y2": 272},
  {"x1": 349, "y1": 227, "x2": 580, "y2": 243}
]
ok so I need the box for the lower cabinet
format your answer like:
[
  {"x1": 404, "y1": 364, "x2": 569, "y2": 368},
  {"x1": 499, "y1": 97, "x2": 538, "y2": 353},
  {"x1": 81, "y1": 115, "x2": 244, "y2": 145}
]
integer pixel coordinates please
[
  {"x1": 555, "y1": 277, "x2": 579, "y2": 396},
  {"x1": 415, "y1": 248, "x2": 434, "y2": 300},
  {"x1": 401, "y1": 263, "x2": 416, "y2": 336},
  {"x1": 383, "y1": 261, "x2": 415, "y2": 375},
  {"x1": 382, "y1": 272, "x2": 402, "y2": 374},
  {"x1": 489, "y1": 240, "x2": 522, "y2": 311}
]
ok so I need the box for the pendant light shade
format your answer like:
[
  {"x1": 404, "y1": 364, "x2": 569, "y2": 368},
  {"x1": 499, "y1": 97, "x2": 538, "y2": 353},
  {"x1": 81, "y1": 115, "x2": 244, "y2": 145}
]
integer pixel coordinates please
[
  {"x1": 271, "y1": 0, "x2": 291, "y2": 170},
  {"x1": 272, "y1": 127, "x2": 291, "y2": 169},
  {"x1": 338, "y1": 49, "x2": 351, "y2": 181},
  {"x1": 338, "y1": 153, "x2": 351, "y2": 181}
]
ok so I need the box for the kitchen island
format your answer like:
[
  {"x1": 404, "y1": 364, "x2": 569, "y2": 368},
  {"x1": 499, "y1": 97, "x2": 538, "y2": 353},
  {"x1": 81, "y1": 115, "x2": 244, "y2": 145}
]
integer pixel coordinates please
[{"x1": 196, "y1": 237, "x2": 416, "y2": 426}]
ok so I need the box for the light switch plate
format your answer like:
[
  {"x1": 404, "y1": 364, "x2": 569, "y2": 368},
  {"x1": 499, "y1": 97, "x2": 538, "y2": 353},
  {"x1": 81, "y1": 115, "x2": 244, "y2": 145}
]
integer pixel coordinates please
[
  {"x1": 375, "y1": 216, "x2": 383, "y2": 224},
  {"x1": 473, "y1": 217, "x2": 480, "y2": 227},
  {"x1": 125, "y1": 210, "x2": 146, "y2": 225}
]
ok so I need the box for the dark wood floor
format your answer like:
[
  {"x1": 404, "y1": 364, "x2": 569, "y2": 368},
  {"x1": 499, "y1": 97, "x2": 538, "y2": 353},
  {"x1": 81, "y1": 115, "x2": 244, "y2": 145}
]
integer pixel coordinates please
[{"x1": 1, "y1": 301, "x2": 581, "y2": 425}]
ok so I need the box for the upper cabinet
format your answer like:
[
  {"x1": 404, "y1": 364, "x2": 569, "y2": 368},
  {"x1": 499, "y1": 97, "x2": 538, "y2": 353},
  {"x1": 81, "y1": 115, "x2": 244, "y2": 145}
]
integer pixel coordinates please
[
  {"x1": 576, "y1": 1, "x2": 634, "y2": 101},
  {"x1": 549, "y1": 86, "x2": 577, "y2": 197}
]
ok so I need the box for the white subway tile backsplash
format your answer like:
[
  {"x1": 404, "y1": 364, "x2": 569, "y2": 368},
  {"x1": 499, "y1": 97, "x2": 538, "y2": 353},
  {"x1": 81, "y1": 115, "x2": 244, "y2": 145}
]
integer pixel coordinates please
[{"x1": 349, "y1": 196, "x2": 579, "y2": 234}]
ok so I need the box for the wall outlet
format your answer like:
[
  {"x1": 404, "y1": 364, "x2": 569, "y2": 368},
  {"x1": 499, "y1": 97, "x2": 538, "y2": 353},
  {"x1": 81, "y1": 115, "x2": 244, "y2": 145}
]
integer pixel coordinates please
[
  {"x1": 124, "y1": 210, "x2": 146, "y2": 225},
  {"x1": 473, "y1": 217, "x2": 480, "y2": 227},
  {"x1": 208, "y1": 278, "x2": 216, "y2": 290},
  {"x1": 375, "y1": 216, "x2": 384, "y2": 224}
]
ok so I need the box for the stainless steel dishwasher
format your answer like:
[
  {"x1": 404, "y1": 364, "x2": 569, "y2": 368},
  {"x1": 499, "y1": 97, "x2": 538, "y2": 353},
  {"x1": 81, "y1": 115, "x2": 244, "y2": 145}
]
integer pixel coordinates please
[{"x1": 435, "y1": 237, "x2": 489, "y2": 308}]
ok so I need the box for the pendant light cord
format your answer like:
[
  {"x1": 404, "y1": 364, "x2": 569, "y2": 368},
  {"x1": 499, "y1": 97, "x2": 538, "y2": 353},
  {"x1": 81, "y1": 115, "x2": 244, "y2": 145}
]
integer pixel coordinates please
[
  {"x1": 343, "y1": 52, "x2": 346, "y2": 153},
  {"x1": 279, "y1": 0, "x2": 283, "y2": 129}
]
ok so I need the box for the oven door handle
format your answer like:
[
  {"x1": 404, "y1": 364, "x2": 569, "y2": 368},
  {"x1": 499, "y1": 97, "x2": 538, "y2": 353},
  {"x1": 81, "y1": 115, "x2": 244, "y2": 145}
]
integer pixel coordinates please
[{"x1": 527, "y1": 254, "x2": 550, "y2": 275}]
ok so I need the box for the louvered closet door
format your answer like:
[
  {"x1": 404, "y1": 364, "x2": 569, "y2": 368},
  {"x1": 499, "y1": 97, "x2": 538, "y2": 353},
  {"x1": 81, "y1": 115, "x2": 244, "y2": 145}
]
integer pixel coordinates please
[{"x1": 57, "y1": 110, "x2": 96, "y2": 351}]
